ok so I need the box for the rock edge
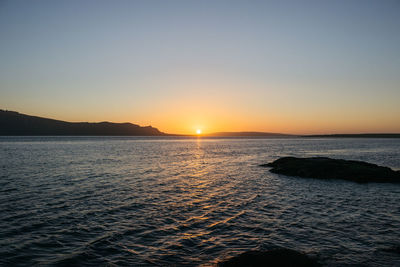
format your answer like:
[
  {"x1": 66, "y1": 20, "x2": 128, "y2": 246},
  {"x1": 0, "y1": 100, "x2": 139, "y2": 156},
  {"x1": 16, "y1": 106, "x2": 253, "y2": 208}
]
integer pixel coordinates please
[
  {"x1": 218, "y1": 248, "x2": 320, "y2": 267},
  {"x1": 261, "y1": 157, "x2": 400, "y2": 183}
]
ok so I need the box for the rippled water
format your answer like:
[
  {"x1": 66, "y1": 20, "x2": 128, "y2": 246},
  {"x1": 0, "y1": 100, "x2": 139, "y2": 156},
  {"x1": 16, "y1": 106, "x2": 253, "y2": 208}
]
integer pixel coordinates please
[{"x1": 1, "y1": 137, "x2": 400, "y2": 266}]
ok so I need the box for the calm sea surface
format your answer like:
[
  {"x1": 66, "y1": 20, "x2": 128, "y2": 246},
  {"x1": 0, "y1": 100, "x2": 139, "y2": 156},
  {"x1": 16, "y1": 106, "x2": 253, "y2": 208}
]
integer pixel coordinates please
[{"x1": 1, "y1": 137, "x2": 399, "y2": 266}]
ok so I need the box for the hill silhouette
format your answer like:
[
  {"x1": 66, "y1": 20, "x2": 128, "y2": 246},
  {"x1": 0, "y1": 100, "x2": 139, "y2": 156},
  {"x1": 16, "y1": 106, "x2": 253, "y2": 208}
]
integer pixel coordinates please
[{"x1": 0, "y1": 110, "x2": 165, "y2": 136}]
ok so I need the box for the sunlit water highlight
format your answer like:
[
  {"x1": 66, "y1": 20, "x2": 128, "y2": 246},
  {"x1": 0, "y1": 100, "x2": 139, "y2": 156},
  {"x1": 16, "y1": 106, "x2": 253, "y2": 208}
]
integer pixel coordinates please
[{"x1": 1, "y1": 137, "x2": 399, "y2": 266}]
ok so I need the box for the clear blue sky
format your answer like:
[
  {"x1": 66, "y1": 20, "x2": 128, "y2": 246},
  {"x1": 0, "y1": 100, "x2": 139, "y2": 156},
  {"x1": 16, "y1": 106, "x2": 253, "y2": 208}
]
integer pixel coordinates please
[{"x1": 1, "y1": 0, "x2": 399, "y2": 134}]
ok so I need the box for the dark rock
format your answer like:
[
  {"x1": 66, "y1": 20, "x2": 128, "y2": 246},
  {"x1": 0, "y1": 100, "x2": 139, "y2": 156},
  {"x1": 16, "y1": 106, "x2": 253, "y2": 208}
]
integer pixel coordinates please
[
  {"x1": 382, "y1": 245, "x2": 400, "y2": 254},
  {"x1": 219, "y1": 248, "x2": 320, "y2": 267},
  {"x1": 261, "y1": 157, "x2": 400, "y2": 183}
]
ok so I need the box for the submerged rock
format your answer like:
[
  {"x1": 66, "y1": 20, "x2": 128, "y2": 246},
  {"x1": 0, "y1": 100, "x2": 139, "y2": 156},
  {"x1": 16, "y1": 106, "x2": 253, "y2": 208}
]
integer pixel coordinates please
[
  {"x1": 382, "y1": 245, "x2": 400, "y2": 254},
  {"x1": 261, "y1": 157, "x2": 400, "y2": 183},
  {"x1": 219, "y1": 248, "x2": 320, "y2": 267}
]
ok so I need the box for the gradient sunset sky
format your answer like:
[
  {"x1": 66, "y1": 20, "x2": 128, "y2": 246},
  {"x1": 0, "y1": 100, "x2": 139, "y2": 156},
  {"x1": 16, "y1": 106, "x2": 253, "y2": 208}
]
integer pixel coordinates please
[{"x1": 1, "y1": 0, "x2": 399, "y2": 134}]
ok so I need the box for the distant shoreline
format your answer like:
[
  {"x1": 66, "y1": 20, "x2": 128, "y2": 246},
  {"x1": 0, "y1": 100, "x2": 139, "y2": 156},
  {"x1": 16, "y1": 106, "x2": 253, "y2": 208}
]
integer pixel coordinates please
[
  {"x1": 301, "y1": 134, "x2": 400, "y2": 138},
  {"x1": 1, "y1": 110, "x2": 399, "y2": 137},
  {"x1": 1, "y1": 135, "x2": 400, "y2": 139}
]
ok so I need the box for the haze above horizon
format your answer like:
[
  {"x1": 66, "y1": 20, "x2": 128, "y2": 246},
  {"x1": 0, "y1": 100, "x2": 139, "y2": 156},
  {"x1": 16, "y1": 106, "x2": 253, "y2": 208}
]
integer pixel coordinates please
[{"x1": 1, "y1": 0, "x2": 399, "y2": 135}]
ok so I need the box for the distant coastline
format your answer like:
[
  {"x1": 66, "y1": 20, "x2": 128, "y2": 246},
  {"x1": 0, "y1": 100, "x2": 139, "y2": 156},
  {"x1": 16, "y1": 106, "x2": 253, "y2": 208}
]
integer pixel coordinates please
[
  {"x1": 0, "y1": 110, "x2": 165, "y2": 136},
  {"x1": 302, "y1": 133, "x2": 400, "y2": 138},
  {"x1": 202, "y1": 131, "x2": 293, "y2": 138},
  {"x1": 1, "y1": 110, "x2": 399, "y2": 137}
]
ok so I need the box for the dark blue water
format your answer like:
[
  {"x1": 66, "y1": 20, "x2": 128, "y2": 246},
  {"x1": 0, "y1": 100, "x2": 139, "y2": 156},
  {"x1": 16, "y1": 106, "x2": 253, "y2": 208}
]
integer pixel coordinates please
[{"x1": 1, "y1": 137, "x2": 399, "y2": 266}]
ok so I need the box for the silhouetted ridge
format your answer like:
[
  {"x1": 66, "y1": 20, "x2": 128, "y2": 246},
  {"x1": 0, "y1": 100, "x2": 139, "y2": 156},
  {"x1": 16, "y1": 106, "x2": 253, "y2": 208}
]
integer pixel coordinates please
[{"x1": 0, "y1": 110, "x2": 165, "y2": 136}]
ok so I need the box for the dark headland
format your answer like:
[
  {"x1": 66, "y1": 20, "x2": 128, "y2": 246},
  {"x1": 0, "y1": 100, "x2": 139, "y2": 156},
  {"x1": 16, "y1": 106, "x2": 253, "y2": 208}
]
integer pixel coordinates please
[
  {"x1": 262, "y1": 157, "x2": 400, "y2": 183},
  {"x1": 0, "y1": 110, "x2": 165, "y2": 136}
]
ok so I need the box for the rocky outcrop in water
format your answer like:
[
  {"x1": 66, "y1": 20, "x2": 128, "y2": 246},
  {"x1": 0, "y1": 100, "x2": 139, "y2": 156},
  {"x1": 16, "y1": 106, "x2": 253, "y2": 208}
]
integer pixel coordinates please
[
  {"x1": 382, "y1": 245, "x2": 400, "y2": 254},
  {"x1": 218, "y1": 248, "x2": 320, "y2": 267},
  {"x1": 261, "y1": 157, "x2": 400, "y2": 183}
]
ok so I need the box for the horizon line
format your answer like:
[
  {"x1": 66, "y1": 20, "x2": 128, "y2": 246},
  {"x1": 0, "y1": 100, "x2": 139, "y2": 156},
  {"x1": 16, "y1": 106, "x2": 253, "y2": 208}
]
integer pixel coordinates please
[{"x1": 2, "y1": 109, "x2": 400, "y2": 137}]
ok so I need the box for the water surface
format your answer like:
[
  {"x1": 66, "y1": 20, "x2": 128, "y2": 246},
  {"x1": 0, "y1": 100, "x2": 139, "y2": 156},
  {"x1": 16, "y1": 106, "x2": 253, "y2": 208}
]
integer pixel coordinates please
[{"x1": 1, "y1": 137, "x2": 399, "y2": 266}]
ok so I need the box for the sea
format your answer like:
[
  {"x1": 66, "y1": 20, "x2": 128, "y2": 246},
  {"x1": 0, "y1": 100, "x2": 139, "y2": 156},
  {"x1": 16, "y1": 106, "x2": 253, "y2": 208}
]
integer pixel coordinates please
[{"x1": 0, "y1": 137, "x2": 399, "y2": 266}]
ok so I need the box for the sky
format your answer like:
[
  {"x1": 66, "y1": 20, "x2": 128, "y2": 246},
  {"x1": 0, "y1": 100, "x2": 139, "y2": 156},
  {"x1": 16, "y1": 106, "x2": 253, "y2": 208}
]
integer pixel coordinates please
[{"x1": 1, "y1": 0, "x2": 399, "y2": 134}]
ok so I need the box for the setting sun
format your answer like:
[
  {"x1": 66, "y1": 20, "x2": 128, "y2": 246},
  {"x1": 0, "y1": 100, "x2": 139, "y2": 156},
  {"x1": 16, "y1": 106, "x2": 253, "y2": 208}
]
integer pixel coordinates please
[{"x1": 196, "y1": 129, "x2": 202, "y2": 134}]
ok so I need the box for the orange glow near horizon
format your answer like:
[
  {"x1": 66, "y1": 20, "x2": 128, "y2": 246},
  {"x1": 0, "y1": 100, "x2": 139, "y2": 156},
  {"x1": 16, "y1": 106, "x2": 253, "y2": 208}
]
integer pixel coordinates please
[
  {"x1": 17, "y1": 105, "x2": 400, "y2": 136},
  {"x1": 12, "y1": 102, "x2": 400, "y2": 136},
  {"x1": 9, "y1": 77, "x2": 400, "y2": 135}
]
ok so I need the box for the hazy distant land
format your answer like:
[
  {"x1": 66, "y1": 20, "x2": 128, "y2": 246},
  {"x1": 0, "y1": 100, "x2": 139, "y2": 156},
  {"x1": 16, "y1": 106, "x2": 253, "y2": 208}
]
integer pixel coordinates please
[
  {"x1": 203, "y1": 132, "x2": 293, "y2": 137},
  {"x1": 1, "y1": 110, "x2": 399, "y2": 137},
  {"x1": 303, "y1": 133, "x2": 400, "y2": 138}
]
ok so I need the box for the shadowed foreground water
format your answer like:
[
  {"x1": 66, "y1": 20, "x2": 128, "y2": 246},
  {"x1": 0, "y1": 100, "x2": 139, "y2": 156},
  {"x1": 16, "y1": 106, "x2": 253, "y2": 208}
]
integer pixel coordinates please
[{"x1": 1, "y1": 137, "x2": 400, "y2": 266}]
